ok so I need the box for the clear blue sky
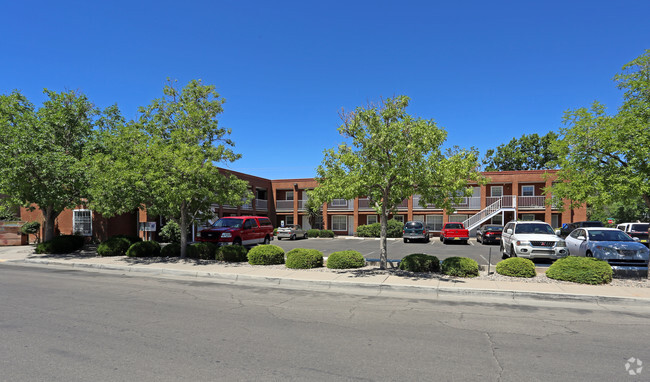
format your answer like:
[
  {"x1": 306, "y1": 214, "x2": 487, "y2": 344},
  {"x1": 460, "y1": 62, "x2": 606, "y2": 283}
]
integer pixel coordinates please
[{"x1": 2, "y1": 0, "x2": 648, "y2": 179}]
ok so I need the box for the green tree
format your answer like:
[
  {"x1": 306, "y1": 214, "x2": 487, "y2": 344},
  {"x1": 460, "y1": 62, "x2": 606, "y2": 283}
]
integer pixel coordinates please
[
  {"x1": 311, "y1": 96, "x2": 481, "y2": 269},
  {"x1": 482, "y1": 132, "x2": 558, "y2": 171},
  {"x1": 549, "y1": 50, "x2": 650, "y2": 211},
  {"x1": 0, "y1": 89, "x2": 98, "y2": 241},
  {"x1": 303, "y1": 196, "x2": 322, "y2": 229},
  {"x1": 87, "y1": 79, "x2": 251, "y2": 258},
  {"x1": 588, "y1": 198, "x2": 650, "y2": 226}
]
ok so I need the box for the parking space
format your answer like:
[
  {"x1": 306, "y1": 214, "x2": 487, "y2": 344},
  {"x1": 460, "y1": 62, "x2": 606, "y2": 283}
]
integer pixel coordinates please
[{"x1": 272, "y1": 237, "x2": 505, "y2": 266}]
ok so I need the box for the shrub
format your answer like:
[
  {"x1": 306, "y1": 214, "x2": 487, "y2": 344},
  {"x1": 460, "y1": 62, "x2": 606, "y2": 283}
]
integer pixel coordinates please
[
  {"x1": 326, "y1": 250, "x2": 365, "y2": 269},
  {"x1": 35, "y1": 235, "x2": 85, "y2": 254},
  {"x1": 20, "y1": 221, "x2": 41, "y2": 235},
  {"x1": 286, "y1": 248, "x2": 324, "y2": 269},
  {"x1": 306, "y1": 229, "x2": 320, "y2": 238},
  {"x1": 441, "y1": 257, "x2": 479, "y2": 277},
  {"x1": 319, "y1": 229, "x2": 335, "y2": 238},
  {"x1": 126, "y1": 241, "x2": 161, "y2": 257},
  {"x1": 217, "y1": 245, "x2": 248, "y2": 262},
  {"x1": 159, "y1": 220, "x2": 181, "y2": 243},
  {"x1": 398, "y1": 253, "x2": 440, "y2": 273},
  {"x1": 496, "y1": 257, "x2": 536, "y2": 278},
  {"x1": 161, "y1": 243, "x2": 181, "y2": 257},
  {"x1": 191, "y1": 242, "x2": 217, "y2": 260},
  {"x1": 273, "y1": 228, "x2": 278, "y2": 236},
  {"x1": 546, "y1": 256, "x2": 613, "y2": 285},
  {"x1": 97, "y1": 237, "x2": 131, "y2": 257},
  {"x1": 247, "y1": 245, "x2": 285, "y2": 265},
  {"x1": 356, "y1": 223, "x2": 380, "y2": 237},
  {"x1": 109, "y1": 234, "x2": 142, "y2": 245}
]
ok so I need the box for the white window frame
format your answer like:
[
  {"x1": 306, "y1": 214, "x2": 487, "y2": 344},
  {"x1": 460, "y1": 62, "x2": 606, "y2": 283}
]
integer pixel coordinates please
[
  {"x1": 366, "y1": 215, "x2": 378, "y2": 225},
  {"x1": 490, "y1": 215, "x2": 503, "y2": 225},
  {"x1": 73, "y1": 209, "x2": 92, "y2": 237},
  {"x1": 392, "y1": 215, "x2": 404, "y2": 223},
  {"x1": 522, "y1": 185, "x2": 535, "y2": 197},
  {"x1": 332, "y1": 215, "x2": 347, "y2": 231},
  {"x1": 448, "y1": 214, "x2": 468, "y2": 223},
  {"x1": 285, "y1": 215, "x2": 294, "y2": 225},
  {"x1": 425, "y1": 215, "x2": 443, "y2": 231},
  {"x1": 286, "y1": 191, "x2": 294, "y2": 201},
  {"x1": 521, "y1": 214, "x2": 536, "y2": 221},
  {"x1": 331, "y1": 199, "x2": 348, "y2": 207},
  {"x1": 491, "y1": 186, "x2": 503, "y2": 197}
]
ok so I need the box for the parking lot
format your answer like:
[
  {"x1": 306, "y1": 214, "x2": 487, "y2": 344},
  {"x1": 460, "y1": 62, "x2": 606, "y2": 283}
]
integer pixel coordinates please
[{"x1": 272, "y1": 236, "x2": 510, "y2": 267}]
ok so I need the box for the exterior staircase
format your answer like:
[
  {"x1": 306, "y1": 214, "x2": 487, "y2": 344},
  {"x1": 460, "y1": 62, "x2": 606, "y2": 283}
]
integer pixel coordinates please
[{"x1": 462, "y1": 196, "x2": 516, "y2": 232}]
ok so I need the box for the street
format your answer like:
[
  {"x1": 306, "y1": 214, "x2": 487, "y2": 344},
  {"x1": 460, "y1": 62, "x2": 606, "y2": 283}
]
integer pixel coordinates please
[{"x1": 1, "y1": 264, "x2": 649, "y2": 381}]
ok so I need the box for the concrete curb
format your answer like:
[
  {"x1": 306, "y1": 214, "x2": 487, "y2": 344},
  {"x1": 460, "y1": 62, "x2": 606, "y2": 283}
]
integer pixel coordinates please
[{"x1": 6, "y1": 258, "x2": 650, "y2": 306}]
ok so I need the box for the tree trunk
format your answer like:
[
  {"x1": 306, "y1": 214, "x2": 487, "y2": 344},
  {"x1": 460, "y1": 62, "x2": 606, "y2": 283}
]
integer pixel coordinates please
[
  {"x1": 643, "y1": 194, "x2": 650, "y2": 211},
  {"x1": 41, "y1": 206, "x2": 58, "y2": 242},
  {"x1": 180, "y1": 202, "x2": 188, "y2": 259},
  {"x1": 379, "y1": 203, "x2": 388, "y2": 270}
]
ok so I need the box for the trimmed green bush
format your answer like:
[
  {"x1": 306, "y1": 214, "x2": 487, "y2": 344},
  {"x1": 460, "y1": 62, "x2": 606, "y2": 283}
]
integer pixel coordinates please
[
  {"x1": 159, "y1": 220, "x2": 181, "y2": 243},
  {"x1": 319, "y1": 229, "x2": 335, "y2": 238},
  {"x1": 273, "y1": 228, "x2": 278, "y2": 236},
  {"x1": 286, "y1": 248, "x2": 324, "y2": 269},
  {"x1": 546, "y1": 256, "x2": 613, "y2": 285},
  {"x1": 109, "y1": 234, "x2": 142, "y2": 245},
  {"x1": 191, "y1": 242, "x2": 217, "y2": 260},
  {"x1": 496, "y1": 257, "x2": 536, "y2": 278},
  {"x1": 356, "y1": 219, "x2": 403, "y2": 238},
  {"x1": 326, "y1": 250, "x2": 365, "y2": 269},
  {"x1": 247, "y1": 245, "x2": 285, "y2": 265},
  {"x1": 20, "y1": 221, "x2": 40, "y2": 235},
  {"x1": 441, "y1": 257, "x2": 479, "y2": 277},
  {"x1": 398, "y1": 253, "x2": 440, "y2": 273},
  {"x1": 217, "y1": 245, "x2": 248, "y2": 262},
  {"x1": 35, "y1": 235, "x2": 85, "y2": 254},
  {"x1": 97, "y1": 237, "x2": 131, "y2": 257},
  {"x1": 307, "y1": 229, "x2": 321, "y2": 238},
  {"x1": 161, "y1": 243, "x2": 181, "y2": 257},
  {"x1": 126, "y1": 241, "x2": 161, "y2": 257}
]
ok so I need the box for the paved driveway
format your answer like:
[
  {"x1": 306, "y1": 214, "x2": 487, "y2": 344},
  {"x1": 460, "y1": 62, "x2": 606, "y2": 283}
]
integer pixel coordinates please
[{"x1": 272, "y1": 236, "x2": 504, "y2": 266}]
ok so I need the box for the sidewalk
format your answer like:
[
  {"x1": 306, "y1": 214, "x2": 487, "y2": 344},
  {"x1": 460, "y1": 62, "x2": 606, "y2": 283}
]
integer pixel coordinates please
[{"x1": 2, "y1": 245, "x2": 649, "y2": 304}]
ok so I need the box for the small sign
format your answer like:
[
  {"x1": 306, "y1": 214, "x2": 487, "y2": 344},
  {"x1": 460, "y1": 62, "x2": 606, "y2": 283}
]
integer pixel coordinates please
[
  {"x1": 139, "y1": 222, "x2": 157, "y2": 232},
  {"x1": 607, "y1": 218, "x2": 615, "y2": 225}
]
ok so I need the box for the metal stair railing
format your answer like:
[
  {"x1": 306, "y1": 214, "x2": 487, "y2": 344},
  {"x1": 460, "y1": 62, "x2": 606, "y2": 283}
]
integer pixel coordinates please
[{"x1": 462, "y1": 198, "x2": 502, "y2": 231}]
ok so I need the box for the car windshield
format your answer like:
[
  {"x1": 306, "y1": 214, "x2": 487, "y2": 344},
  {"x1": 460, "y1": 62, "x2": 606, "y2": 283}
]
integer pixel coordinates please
[
  {"x1": 213, "y1": 218, "x2": 243, "y2": 228},
  {"x1": 514, "y1": 223, "x2": 555, "y2": 235},
  {"x1": 631, "y1": 224, "x2": 649, "y2": 232},
  {"x1": 588, "y1": 230, "x2": 633, "y2": 242},
  {"x1": 405, "y1": 222, "x2": 423, "y2": 228},
  {"x1": 446, "y1": 223, "x2": 463, "y2": 229},
  {"x1": 485, "y1": 226, "x2": 503, "y2": 231}
]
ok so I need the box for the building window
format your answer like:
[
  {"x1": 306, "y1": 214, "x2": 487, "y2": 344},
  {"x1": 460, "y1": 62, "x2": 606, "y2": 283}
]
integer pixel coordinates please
[
  {"x1": 413, "y1": 215, "x2": 425, "y2": 223},
  {"x1": 521, "y1": 214, "x2": 536, "y2": 221},
  {"x1": 522, "y1": 186, "x2": 535, "y2": 197},
  {"x1": 331, "y1": 199, "x2": 348, "y2": 207},
  {"x1": 286, "y1": 191, "x2": 294, "y2": 201},
  {"x1": 392, "y1": 215, "x2": 404, "y2": 223},
  {"x1": 491, "y1": 186, "x2": 503, "y2": 197},
  {"x1": 281, "y1": 215, "x2": 294, "y2": 226},
  {"x1": 426, "y1": 215, "x2": 443, "y2": 231},
  {"x1": 366, "y1": 215, "x2": 378, "y2": 225},
  {"x1": 491, "y1": 215, "x2": 503, "y2": 225},
  {"x1": 332, "y1": 215, "x2": 347, "y2": 231},
  {"x1": 73, "y1": 209, "x2": 92, "y2": 236},
  {"x1": 448, "y1": 214, "x2": 468, "y2": 223}
]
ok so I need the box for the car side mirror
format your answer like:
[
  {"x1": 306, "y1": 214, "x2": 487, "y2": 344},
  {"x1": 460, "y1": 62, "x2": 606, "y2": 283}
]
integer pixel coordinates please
[
  {"x1": 577, "y1": 236, "x2": 586, "y2": 241},
  {"x1": 506, "y1": 229, "x2": 513, "y2": 234}
]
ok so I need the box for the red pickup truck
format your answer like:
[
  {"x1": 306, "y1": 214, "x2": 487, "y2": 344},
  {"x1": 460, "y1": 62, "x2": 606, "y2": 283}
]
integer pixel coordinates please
[
  {"x1": 440, "y1": 222, "x2": 470, "y2": 244},
  {"x1": 196, "y1": 216, "x2": 274, "y2": 246}
]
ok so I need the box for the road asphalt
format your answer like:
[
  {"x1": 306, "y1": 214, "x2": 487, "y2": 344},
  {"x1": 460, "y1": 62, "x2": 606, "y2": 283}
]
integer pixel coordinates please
[{"x1": 1, "y1": 244, "x2": 649, "y2": 305}]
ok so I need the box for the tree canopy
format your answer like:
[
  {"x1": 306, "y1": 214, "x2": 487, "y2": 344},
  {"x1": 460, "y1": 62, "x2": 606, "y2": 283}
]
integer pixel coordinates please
[
  {"x1": 86, "y1": 79, "x2": 251, "y2": 257},
  {"x1": 0, "y1": 89, "x2": 99, "y2": 241},
  {"x1": 311, "y1": 95, "x2": 481, "y2": 269},
  {"x1": 549, "y1": 50, "x2": 650, "y2": 212},
  {"x1": 482, "y1": 132, "x2": 558, "y2": 171}
]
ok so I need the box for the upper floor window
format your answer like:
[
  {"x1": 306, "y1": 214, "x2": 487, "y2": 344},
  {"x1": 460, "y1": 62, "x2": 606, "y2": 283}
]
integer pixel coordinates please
[
  {"x1": 286, "y1": 191, "x2": 294, "y2": 201},
  {"x1": 491, "y1": 186, "x2": 503, "y2": 197},
  {"x1": 522, "y1": 186, "x2": 535, "y2": 196},
  {"x1": 331, "y1": 199, "x2": 348, "y2": 207}
]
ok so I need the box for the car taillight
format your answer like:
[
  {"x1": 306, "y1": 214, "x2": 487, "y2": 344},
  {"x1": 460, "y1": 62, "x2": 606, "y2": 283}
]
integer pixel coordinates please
[{"x1": 422, "y1": 230, "x2": 426, "y2": 234}]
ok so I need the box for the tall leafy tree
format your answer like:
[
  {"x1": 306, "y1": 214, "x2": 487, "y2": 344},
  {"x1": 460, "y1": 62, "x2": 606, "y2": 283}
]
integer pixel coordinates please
[
  {"x1": 0, "y1": 89, "x2": 97, "y2": 241},
  {"x1": 549, "y1": 50, "x2": 650, "y2": 211},
  {"x1": 87, "y1": 79, "x2": 250, "y2": 258},
  {"x1": 311, "y1": 96, "x2": 481, "y2": 269},
  {"x1": 482, "y1": 132, "x2": 558, "y2": 171}
]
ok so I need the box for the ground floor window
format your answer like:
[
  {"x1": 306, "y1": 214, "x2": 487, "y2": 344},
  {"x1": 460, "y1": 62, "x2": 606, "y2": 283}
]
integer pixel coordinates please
[
  {"x1": 551, "y1": 214, "x2": 559, "y2": 228},
  {"x1": 490, "y1": 215, "x2": 503, "y2": 225},
  {"x1": 391, "y1": 215, "x2": 404, "y2": 223},
  {"x1": 281, "y1": 215, "x2": 294, "y2": 226},
  {"x1": 448, "y1": 214, "x2": 468, "y2": 223},
  {"x1": 73, "y1": 209, "x2": 92, "y2": 236},
  {"x1": 366, "y1": 215, "x2": 378, "y2": 225},
  {"x1": 521, "y1": 214, "x2": 536, "y2": 221},
  {"x1": 412, "y1": 215, "x2": 425, "y2": 223},
  {"x1": 426, "y1": 215, "x2": 443, "y2": 231},
  {"x1": 332, "y1": 215, "x2": 347, "y2": 231}
]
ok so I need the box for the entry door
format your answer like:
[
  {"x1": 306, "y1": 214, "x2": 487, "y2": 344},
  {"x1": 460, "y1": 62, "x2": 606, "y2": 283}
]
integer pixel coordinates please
[
  {"x1": 348, "y1": 216, "x2": 354, "y2": 236},
  {"x1": 301, "y1": 216, "x2": 312, "y2": 231}
]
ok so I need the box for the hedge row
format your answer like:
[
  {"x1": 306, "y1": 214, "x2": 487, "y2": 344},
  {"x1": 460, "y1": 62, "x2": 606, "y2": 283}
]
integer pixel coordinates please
[
  {"x1": 356, "y1": 219, "x2": 404, "y2": 238},
  {"x1": 306, "y1": 229, "x2": 335, "y2": 238}
]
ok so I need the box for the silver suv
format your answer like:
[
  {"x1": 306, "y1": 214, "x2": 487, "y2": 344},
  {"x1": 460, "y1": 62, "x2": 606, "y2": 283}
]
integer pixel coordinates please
[{"x1": 501, "y1": 220, "x2": 568, "y2": 260}]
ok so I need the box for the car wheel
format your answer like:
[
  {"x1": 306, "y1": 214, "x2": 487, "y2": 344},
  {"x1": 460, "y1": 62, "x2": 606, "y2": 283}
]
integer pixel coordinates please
[
  {"x1": 233, "y1": 238, "x2": 242, "y2": 246},
  {"x1": 404, "y1": 238, "x2": 408, "y2": 243},
  {"x1": 510, "y1": 245, "x2": 517, "y2": 257},
  {"x1": 501, "y1": 243, "x2": 509, "y2": 259},
  {"x1": 277, "y1": 237, "x2": 282, "y2": 240},
  {"x1": 304, "y1": 233, "x2": 308, "y2": 239},
  {"x1": 586, "y1": 251, "x2": 593, "y2": 257},
  {"x1": 425, "y1": 236, "x2": 430, "y2": 243},
  {"x1": 263, "y1": 236, "x2": 270, "y2": 245},
  {"x1": 290, "y1": 234, "x2": 296, "y2": 240},
  {"x1": 477, "y1": 236, "x2": 481, "y2": 243}
]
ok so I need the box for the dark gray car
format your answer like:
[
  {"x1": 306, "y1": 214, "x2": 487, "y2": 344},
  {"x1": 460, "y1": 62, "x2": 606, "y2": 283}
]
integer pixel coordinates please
[{"x1": 403, "y1": 221, "x2": 430, "y2": 243}]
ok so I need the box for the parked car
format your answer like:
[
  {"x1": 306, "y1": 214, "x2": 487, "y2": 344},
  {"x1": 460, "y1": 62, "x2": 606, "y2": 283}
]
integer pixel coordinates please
[
  {"x1": 501, "y1": 220, "x2": 568, "y2": 259},
  {"x1": 403, "y1": 221, "x2": 430, "y2": 243},
  {"x1": 196, "y1": 216, "x2": 274, "y2": 246},
  {"x1": 616, "y1": 222, "x2": 649, "y2": 247},
  {"x1": 559, "y1": 221, "x2": 604, "y2": 238},
  {"x1": 565, "y1": 227, "x2": 649, "y2": 276},
  {"x1": 440, "y1": 222, "x2": 469, "y2": 244},
  {"x1": 476, "y1": 225, "x2": 503, "y2": 244},
  {"x1": 276, "y1": 224, "x2": 307, "y2": 240}
]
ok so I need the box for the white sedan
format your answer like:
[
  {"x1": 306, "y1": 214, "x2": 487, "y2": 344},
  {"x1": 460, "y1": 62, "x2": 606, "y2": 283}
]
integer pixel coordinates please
[{"x1": 565, "y1": 227, "x2": 649, "y2": 273}]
